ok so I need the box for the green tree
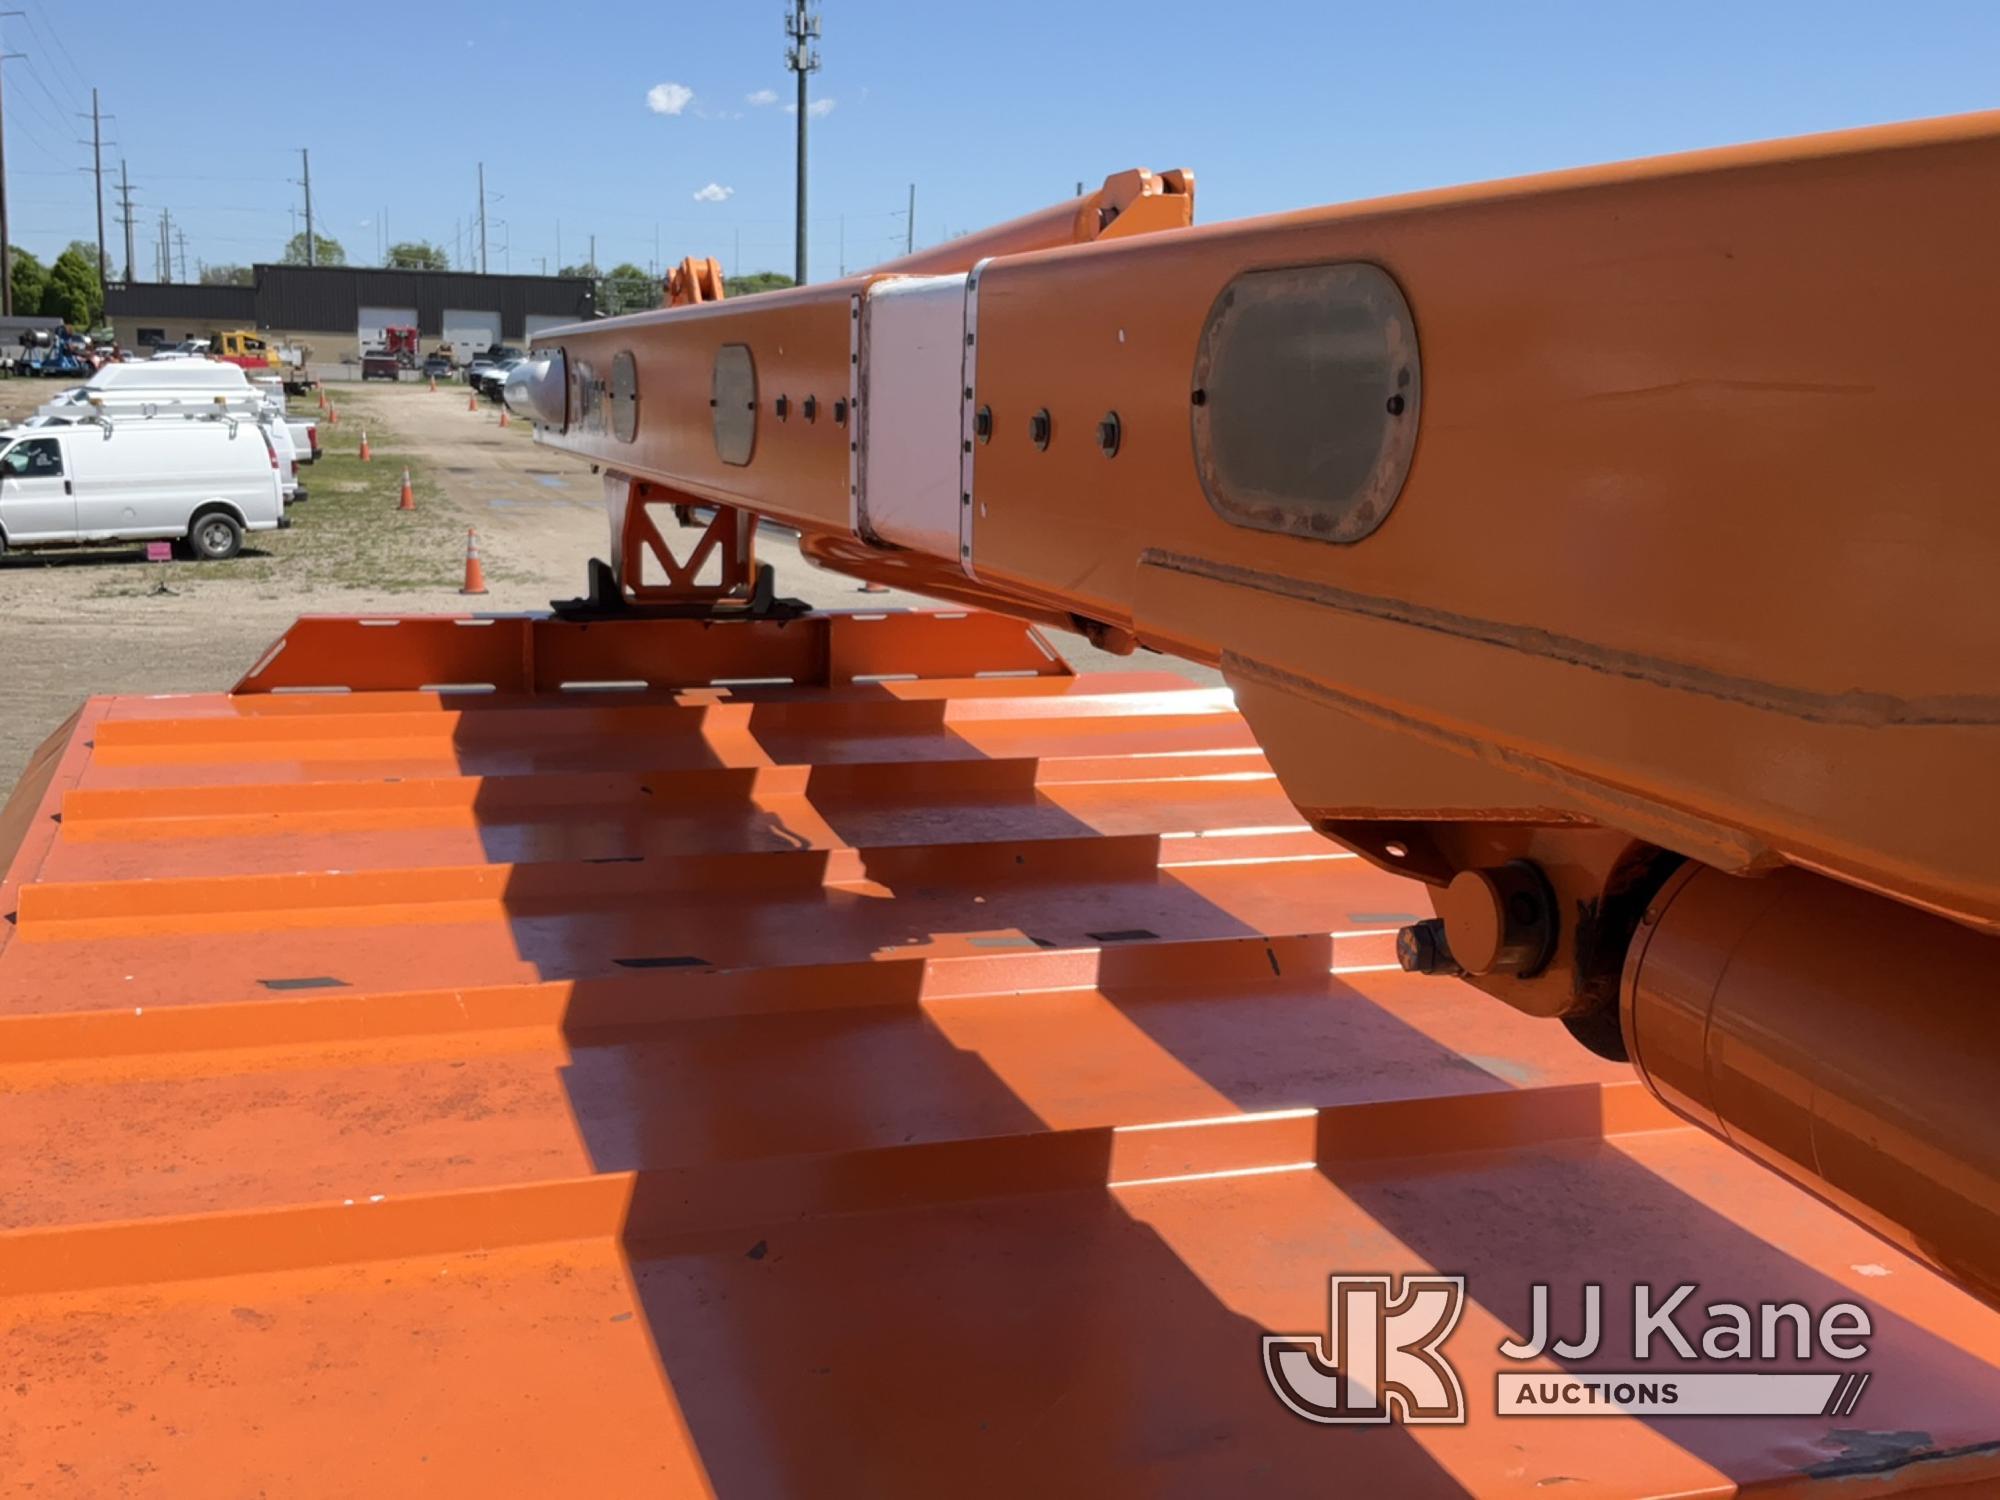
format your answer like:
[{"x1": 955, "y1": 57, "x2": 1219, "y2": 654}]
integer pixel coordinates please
[
  {"x1": 40, "y1": 247, "x2": 103, "y2": 326},
  {"x1": 281, "y1": 231, "x2": 346, "y2": 266},
  {"x1": 9, "y1": 247, "x2": 47, "y2": 313},
  {"x1": 200, "y1": 263, "x2": 254, "y2": 286},
  {"x1": 558, "y1": 262, "x2": 602, "y2": 316},
  {"x1": 62, "y1": 239, "x2": 102, "y2": 273},
  {"x1": 600, "y1": 262, "x2": 658, "y2": 316},
  {"x1": 723, "y1": 271, "x2": 794, "y2": 297},
  {"x1": 386, "y1": 240, "x2": 448, "y2": 270}
]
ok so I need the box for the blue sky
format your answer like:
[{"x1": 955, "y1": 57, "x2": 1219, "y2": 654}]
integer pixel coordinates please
[{"x1": 6, "y1": 0, "x2": 1998, "y2": 282}]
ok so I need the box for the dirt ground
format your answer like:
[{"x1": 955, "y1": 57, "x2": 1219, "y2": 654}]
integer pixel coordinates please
[{"x1": 0, "y1": 377, "x2": 1214, "y2": 796}]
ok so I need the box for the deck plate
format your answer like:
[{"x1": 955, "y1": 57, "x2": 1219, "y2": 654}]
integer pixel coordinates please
[{"x1": 2, "y1": 611, "x2": 1996, "y2": 1497}]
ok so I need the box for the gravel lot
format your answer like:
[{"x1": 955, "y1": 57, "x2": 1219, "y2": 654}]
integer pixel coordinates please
[{"x1": 0, "y1": 375, "x2": 1213, "y2": 797}]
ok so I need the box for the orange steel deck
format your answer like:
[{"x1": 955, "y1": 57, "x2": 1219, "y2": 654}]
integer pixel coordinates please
[{"x1": 2, "y1": 610, "x2": 1997, "y2": 1497}]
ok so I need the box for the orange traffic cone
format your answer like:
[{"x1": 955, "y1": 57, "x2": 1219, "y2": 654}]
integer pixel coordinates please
[
  {"x1": 316, "y1": 387, "x2": 327, "y2": 412},
  {"x1": 468, "y1": 393, "x2": 477, "y2": 412},
  {"x1": 396, "y1": 467, "x2": 414, "y2": 512},
  {"x1": 498, "y1": 407, "x2": 509, "y2": 428},
  {"x1": 358, "y1": 431, "x2": 372, "y2": 462},
  {"x1": 328, "y1": 404, "x2": 339, "y2": 425},
  {"x1": 459, "y1": 528, "x2": 488, "y2": 595}
]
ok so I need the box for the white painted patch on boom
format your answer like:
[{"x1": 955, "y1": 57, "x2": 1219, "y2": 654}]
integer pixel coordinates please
[{"x1": 857, "y1": 272, "x2": 970, "y2": 562}]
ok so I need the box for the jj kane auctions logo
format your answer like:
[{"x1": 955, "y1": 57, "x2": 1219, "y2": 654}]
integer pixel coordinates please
[{"x1": 1265, "y1": 1276, "x2": 1874, "y2": 1423}]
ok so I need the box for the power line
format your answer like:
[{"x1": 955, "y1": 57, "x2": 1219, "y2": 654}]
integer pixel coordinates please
[
  {"x1": 145, "y1": 171, "x2": 290, "y2": 185},
  {"x1": 18, "y1": 8, "x2": 85, "y2": 111},
  {"x1": 13, "y1": 61, "x2": 77, "y2": 150},
  {"x1": 10, "y1": 58, "x2": 68, "y2": 134},
  {"x1": 4, "y1": 109, "x2": 68, "y2": 167},
  {"x1": 94, "y1": 199, "x2": 286, "y2": 217}
]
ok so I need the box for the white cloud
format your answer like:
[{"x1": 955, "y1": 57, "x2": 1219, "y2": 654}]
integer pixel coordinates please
[
  {"x1": 783, "y1": 96, "x2": 835, "y2": 118},
  {"x1": 692, "y1": 182, "x2": 734, "y2": 204},
  {"x1": 646, "y1": 82, "x2": 694, "y2": 116},
  {"x1": 745, "y1": 88, "x2": 778, "y2": 106}
]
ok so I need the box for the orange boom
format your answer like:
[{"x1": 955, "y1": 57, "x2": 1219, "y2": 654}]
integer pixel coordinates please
[{"x1": 518, "y1": 113, "x2": 2000, "y2": 1302}]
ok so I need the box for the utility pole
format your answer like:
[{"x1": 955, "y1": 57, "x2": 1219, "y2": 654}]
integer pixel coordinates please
[
  {"x1": 174, "y1": 226, "x2": 187, "y2": 284},
  {"x1": 906, "y1": 183, "x2": 915, "y2": 255},
  {"x1": 117, "y1": 160, "x2": 135, "y2": 283},
  {"x1": 82, "y1": 88, "x2": 108, "y2": 293},
  {"x1": 477, "y1": 162, "x2": 488, "y2": 274},
  {"x1": 784, "y1": 0, "x2": 820, "y2": 285},
  {"x1": 588, "y1": 232, "x2": 595, "y2": 272},
  {"x1": 300, "y1": 148, "x2": 314, "y2": 265},
  {"x1": 157, "y1": 208, "x2": 169, "y2": 283},
  {"x1": 0, "y1": 19, "x2": 24, "y2": 317}
]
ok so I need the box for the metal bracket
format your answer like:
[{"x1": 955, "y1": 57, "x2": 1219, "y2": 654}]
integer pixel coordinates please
[{"x1": 552, "y1": 479, "x2": 809, "y2": 620}]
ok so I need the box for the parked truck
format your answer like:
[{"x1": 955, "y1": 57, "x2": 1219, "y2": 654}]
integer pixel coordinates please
[
  {"x1": 206, "y1": 329, "x2": 279, "y2": 373},
  {"x1": 360, "y1": 325, "x2": 420, "y2": 380},
  {"x1": 15, "y1": 325, "x2": 102, "y2": 377},
  {"x1": 207, "y1": 329, "x2": 313, "y2": 393}
]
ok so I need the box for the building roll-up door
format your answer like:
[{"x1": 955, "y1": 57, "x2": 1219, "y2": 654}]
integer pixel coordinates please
[
  {"x1": 357, "y1": 306, "x2": 419, "y2": 353},
  {"x1": 442, "y1": 308, "x2": 503, "y2": 361}
]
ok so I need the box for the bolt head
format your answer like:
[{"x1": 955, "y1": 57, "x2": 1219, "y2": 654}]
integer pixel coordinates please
[
  {"x1": 1396, "y1": 924, "x2": 1434, "y2": 972},
  {"x1": 1396, "y1": 919, "x2": 1462, "y2": 977}
]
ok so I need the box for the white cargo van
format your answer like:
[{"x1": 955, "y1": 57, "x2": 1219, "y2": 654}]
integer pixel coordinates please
[
  {"x1": 20, "y1": 404, "x2": 308, "y2": 506},
  {"x1": 0, "y1": 417, "x2": 286, "y2": 560}
]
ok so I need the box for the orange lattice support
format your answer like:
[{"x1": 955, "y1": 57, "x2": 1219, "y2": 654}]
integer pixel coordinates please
[
  {"x1": 665, "y1": 256, "x2": 725, "y2": 307},
  {"x1": 615, "y1": 477, "x2": 758, "y2": 607}
]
